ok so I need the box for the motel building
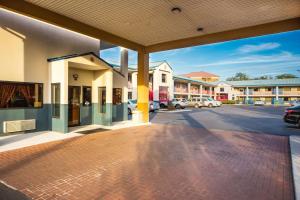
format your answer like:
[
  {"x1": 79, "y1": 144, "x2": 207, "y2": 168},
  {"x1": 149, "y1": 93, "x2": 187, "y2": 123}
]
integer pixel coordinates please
[
  {"x1": 127, "y1": 61, "x2": 174, "y2": 106},
  {"x1": 214, "y1": 79, "x2": 300, "y2": 104},
  {"x1": 0, "y1": 9, "x2": 129, "y2": 134},
  {"x1": 126, "y1": 62, "x2": 215, "y2": 106}
]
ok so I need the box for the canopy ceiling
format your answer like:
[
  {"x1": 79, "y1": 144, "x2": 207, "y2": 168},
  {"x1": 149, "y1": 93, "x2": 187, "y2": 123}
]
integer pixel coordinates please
[{"x1": 1, "y1": 0, "x2": 300, "y2": 52}]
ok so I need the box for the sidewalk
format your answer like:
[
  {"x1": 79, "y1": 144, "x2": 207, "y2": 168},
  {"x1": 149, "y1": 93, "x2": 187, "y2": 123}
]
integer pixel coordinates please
[
  {"x1": 290, "y1": 135, "x2": 300, "y2": 200},
  {"x1": 0, "y1": 120, "x2": 150, "y2": 153}
]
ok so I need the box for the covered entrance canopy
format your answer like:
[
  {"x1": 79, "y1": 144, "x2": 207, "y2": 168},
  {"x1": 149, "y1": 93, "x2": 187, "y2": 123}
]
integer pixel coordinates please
[{"x1": 1, "y1": 0, "x2": 300, "y2": 122}]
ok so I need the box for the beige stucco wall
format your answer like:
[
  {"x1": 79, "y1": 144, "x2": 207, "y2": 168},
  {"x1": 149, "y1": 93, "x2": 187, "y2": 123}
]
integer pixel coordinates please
[
  {"x1": 113, "y1": 71, "x2": 128, "y2": 103},
  {"x1": 49, "y1": 60, "x2": 68, "y2": 104},
  {"x1": 92, "y1": 70, "x2": 113, "y2": 104},
  {"x1": 0, "y1": 9, "x2": 100, "y2": 103}
]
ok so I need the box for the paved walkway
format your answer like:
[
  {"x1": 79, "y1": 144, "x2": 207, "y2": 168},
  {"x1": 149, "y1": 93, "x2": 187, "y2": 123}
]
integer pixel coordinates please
[
  {"x1": 0, "y1": 121, "x2": 149, "y2": 152},
  {"x1": 0, "y1": 124, "x2": 294, "y2": 200}
]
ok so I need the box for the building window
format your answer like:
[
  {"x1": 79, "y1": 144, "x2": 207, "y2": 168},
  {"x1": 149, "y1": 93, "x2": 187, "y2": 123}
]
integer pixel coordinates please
[
  {"x1": 128, "y1": 74, "x2": 132, "y2": 82},
  {"x1": 51, "y1": 83, "x2": 60, "y2": 118},
  {"x1": 128, "y1": 92, "x2": 132, "y2": 100},
  {"x1": 239, "y1": 89, "x2": 244, "y2": 92},
  {"x1": 162, "y1": 74, "x2": 166, "y2": 83},
  {"x1": 267, "y1": 88, "x2": 272, "y2": 92},
  {"x1": 254, "y1": 88, "x2": 258, "y2": 92},
  {"x1": 220, "y1": 87, "x2": 224, "y2": 92},
  {"x1": 0, "y1": 81, "x2": 43, "y2": 109},
  {"x1": 149, "y1": 74, "x2": 153, "y2": 83},
  {"x1": 113, "y1": 88, "x2": 122, "y2": 105},
  {"x1": 98, "y1": 87, "x2": 106, "y2": 113},
  {"x1": 82, "y1": 86, "x2": 92, "y2": 106}
]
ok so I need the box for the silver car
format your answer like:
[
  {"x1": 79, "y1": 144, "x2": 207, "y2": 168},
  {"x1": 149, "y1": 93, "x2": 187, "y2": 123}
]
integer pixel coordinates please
[{"x1": 171, "y1": 98, "x2": 189, "y2": 109}]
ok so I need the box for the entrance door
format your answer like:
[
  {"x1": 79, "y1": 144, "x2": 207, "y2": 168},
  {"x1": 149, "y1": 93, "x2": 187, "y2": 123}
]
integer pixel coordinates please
[{"x1": 68, "y1": 86, "x2": 80, "y2": 126}]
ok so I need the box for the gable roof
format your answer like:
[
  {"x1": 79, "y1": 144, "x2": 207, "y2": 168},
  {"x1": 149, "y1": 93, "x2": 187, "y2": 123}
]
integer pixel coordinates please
[
  {"x1": 47, "y1": 52, "x2": 124, "y2": 77},
  {"x1": 182, "y1": 71, "x2": 219, "y2": 78},
  {"x1": 216, "y1": 78, "x2": 300, "y2": 87},
  {"x1": 173, "y1": 75, "x2": 215, "y2": 86}
]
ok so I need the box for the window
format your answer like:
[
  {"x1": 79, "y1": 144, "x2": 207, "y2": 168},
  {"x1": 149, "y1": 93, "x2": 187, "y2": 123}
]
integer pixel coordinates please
[
  {"x1": 113, "y1": 88, "x2": 122, "y2": 105},
  {"x1": 220, "y1": 87, "x2": 224, "y2": 92},
  {"x1": 239, "y1": 89, "x2": 244, "y2": 92},
  {"x1": 51, "y1": 83, "x2": 60, "y2": 118},
  {"x1": 82, "y1": 86, "x2": 92, "y2": 106},
  {"x1": 128, "y1": 92, "x2": 132, "y2": 100},
  {"x1": 267, "y1": 88, "x2": 272, "y2": 92},
  {"x1": 0, "y1": 81, "x2": 43, "y2": 109},
  {"x1": 98, "y1": 87, "x2": 106, "y2": 113},
  {"x1": 162, "y1": 74, "x2": 166, "y2": 83},
  {"x1": 149, "y1": 74, "x2": 153, "y2": 83},
  {"x1": 254, "y1": 88, "x2": 258, "y2": 92},
  {"x1": 128, "y1": 74, "x2": 132, "y2": 82}
]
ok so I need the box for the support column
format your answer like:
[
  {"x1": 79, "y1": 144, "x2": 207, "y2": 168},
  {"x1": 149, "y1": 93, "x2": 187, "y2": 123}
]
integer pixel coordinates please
[
  {"x1": 246, "y1": 87, "x2": 249, "y2": 104},
  {"x1": 200, "y1": 85, "x2": 203, "y2": 99},
  {"x1": 137, "y1": 51, "x2": 149, "y2": 122},
  {"x1": 188, "y1": 82, "x2": 191, "y2": 100},
  {"x1": 275, "y1": 86, "x2": 279, "y2": 100},
  {"x1": 209, "y1": 86, "x2": 212, "y2": 97},
  {"x1": 120, "y1": 48, "x2": 128, "y2": 121}
]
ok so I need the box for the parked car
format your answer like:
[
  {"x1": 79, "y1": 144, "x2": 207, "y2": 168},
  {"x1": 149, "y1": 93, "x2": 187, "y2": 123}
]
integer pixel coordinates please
[
  {"x1": 201, "y1": 97, "x2": 222, "y2": 108},
  {"x1": 189, "y1": 97, "x2": 203, "y2": 108},
  {"x1": 128, "y1": 99, "x2": 160, "y2": 114},
  {"x1": 284, "y1": 105, "x2": 300, "y2": 127},
  {"x1": 128, "y1": 99, "x2": 137, "y2": 114},
  {"x1": 150, "y1": 100, "x2": 160, "y2": 112},
  {"x1": 171, "y1": 98, "x2": 189, "y2": 109},
  {"x1": 290, "y1": 100, "x2": 300, "y2": 107},
  {"x1": 254, "y1": 100, "x2": 265, "y2": 106}
]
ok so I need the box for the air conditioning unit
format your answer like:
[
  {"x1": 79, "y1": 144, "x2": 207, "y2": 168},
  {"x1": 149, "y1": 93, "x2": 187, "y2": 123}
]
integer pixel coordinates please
[{"x1": 3, "y1": 119, "x2": 36, "y2": 133}]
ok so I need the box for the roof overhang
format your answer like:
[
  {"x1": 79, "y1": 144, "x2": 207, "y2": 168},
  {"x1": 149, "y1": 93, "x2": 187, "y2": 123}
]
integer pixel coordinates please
[{"x1": 0, "y1": 1, "x2": 299, "y2": 53}]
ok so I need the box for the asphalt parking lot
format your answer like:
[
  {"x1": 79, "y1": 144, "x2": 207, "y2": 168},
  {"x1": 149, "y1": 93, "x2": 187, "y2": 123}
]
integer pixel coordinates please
[{"x1": 150, "y1": 105, "x2": 300, "y2": 136}]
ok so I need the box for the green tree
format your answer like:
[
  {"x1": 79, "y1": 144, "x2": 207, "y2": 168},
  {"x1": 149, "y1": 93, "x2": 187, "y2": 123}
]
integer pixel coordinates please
[
  {"x1": 275, "y1": 74, "x2": 298, "y2": 79},
  {"x1": 226, "y1": 72, "x2": 250, "y2": 81},
  {"x1": 253, "y1": 75, "x2": 273, "y2": 80}
]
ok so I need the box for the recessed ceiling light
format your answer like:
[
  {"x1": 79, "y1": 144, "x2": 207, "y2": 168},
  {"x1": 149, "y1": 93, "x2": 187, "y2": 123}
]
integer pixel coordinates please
[
  {"x1": 197, "y1": 27, "x2": 204, "y2": 32},
  {"x1": 171, "y1": 7, "x2": 182, "y2": 14}
]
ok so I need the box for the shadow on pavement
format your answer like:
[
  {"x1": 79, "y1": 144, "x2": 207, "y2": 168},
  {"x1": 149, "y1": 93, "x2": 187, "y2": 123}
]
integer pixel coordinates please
[{"x1": 0, "y1": 181, "x2": 30, "y2": 200}]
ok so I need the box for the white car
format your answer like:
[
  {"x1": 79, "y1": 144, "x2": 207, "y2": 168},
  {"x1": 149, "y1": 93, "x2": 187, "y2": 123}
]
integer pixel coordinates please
[
  {"x1": 201, "y1": 97, "x2": 222, "y2": 108},
  {"x1": 171, "y1": 98, "x2": 189, "y2": 109},
  {"x1": 128, "y1": 99, "x2": 160, "y2": 114},
  {"x1": 254, "y1": 100, "x2": 265, "y2": 106},
  {"x1": 128, "y1": 99, "x2": 137, "y2": 114}
]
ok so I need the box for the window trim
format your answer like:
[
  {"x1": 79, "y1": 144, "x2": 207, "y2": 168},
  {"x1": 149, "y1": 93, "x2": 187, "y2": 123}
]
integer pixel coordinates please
[
  {"x1": 0, "y1": 80, "x2": 44, "y2": 110},
  {"x1": 98, "y1": 87, "x2": 106, "y2": 114},
  {"x1": 82, "y1": 86, "x2": 92, "y2": 107},
  {"x1": 51, "y1": 83, "x2": 61, "y2": 118}
]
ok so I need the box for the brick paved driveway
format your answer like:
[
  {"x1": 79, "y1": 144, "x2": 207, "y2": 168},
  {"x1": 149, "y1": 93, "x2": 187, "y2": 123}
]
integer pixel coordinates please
[{"x1": 0, "y1": 124, "x2": 294, "y2": 200}]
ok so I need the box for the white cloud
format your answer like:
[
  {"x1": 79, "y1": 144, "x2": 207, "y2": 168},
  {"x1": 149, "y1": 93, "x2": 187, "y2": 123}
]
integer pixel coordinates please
[
  {"x1": 237, "y1": 42, "x2": 280, "y2": 53},
  {"x1": 194, "y1": 51, "x2": 300, "y2": 67}
]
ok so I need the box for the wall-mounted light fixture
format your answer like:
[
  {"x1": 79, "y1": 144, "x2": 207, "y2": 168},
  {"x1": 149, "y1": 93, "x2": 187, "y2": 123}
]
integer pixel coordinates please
[
  {"x1": 197, "y1": 27, "x2": 204, "y2": 32},
  {"x1": 171, "y1": 7, "x2": 182, "y2": 14},
  {"x1": 73, "y1": 74, "x2": 79, "y2": 81}
]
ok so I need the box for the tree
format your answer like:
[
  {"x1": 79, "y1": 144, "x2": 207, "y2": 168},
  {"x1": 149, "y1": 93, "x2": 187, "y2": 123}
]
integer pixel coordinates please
[
  {"x1": 226, "y1": 72, "x2": 250, "y2": 81},
  {"x1": 275, "y1": 74, "x2": 298, "y2": 79},
  {"x1": 253, "y1": 75, "x2": 273, "y2": 80}
]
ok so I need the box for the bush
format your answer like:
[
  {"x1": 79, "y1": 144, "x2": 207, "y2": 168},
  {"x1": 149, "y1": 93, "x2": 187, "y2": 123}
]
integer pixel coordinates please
[{"x1": 222, "y1": 100, "x2": 236, "y2": 104}]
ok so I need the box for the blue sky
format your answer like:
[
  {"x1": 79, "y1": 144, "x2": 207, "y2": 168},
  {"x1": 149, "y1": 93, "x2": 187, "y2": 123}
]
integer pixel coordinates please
[{"x1": 100, "y1": 30, "x2": 300, "y2": 80}]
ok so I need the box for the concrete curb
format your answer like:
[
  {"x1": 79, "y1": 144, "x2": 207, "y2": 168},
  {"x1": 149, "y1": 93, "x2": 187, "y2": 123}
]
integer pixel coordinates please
[{"x1": 289, "y1": 136, "x2": 300, "y2": 200}]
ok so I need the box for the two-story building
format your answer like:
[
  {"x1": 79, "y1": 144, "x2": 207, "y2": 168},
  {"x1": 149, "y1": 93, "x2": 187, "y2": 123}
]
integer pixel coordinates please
[{"x1": 215, "y1": 79, "x2": 300, "y2": 104}]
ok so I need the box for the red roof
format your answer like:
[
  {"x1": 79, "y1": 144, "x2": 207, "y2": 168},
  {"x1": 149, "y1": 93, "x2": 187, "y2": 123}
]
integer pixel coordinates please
[{"x1": 182, "y1": 71, "x2": 219, "y2": 78}]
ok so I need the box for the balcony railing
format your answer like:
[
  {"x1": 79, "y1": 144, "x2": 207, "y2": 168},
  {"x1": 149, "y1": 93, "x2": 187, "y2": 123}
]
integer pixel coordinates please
[{"x1": 174, "y1": 88, "x2": 188, "y2": 93}]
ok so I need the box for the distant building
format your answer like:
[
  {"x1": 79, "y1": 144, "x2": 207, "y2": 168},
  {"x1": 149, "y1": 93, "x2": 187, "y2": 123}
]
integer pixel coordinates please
[
  {"x1": 181, "y1": 71, "x2": 219, "y2": 82},
  {"x1": 214, "y1": 79, "x2": 300, "y2": 104}
]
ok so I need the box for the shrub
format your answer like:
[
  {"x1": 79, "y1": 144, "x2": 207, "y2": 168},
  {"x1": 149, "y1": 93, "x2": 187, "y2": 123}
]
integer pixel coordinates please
[{"x1": 222, "y1": 100, "x2": 236, "y2": 104}]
